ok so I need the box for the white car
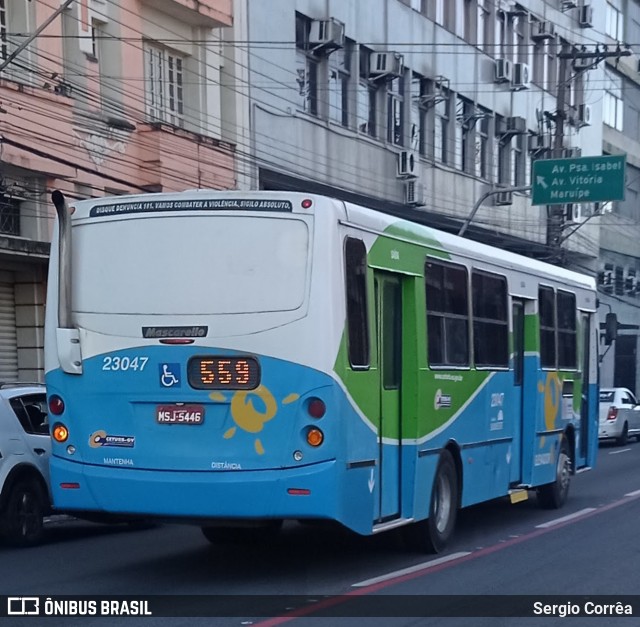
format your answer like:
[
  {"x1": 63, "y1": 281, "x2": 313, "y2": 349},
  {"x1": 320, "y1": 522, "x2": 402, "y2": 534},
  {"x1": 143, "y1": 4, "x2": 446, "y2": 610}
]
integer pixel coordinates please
[
  {"x1": 599, "y1": 387, "x2": 640, "y2": 446},
  {"x1": 0, "y1": 383, "x2": 51, "y2": 546}
]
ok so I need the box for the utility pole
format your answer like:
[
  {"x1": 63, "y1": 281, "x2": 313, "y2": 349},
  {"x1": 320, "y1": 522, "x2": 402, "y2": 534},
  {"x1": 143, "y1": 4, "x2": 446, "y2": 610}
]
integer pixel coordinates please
[{"x1": 546, "y1": 43, "x2": 631, "y2": 264}]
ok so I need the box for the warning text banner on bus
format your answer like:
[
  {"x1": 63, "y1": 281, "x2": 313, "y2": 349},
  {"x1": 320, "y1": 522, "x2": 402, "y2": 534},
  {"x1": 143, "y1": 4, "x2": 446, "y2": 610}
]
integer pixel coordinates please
[{"x1": 2, "y1": 595, "x2": 637, "y2": 618}]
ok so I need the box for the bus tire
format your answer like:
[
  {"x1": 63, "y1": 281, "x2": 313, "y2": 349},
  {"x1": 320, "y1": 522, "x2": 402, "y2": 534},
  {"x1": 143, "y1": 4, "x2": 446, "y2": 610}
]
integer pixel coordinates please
[
  {"x1": 0, "y1": 480, "x2": 46, "y2": 547},
  {"x1": 537, "y1": 437, "x2": 571, "y2": 510},
  {"x1": 403, "y1": 450, "x2": 458, "y2": 553}
]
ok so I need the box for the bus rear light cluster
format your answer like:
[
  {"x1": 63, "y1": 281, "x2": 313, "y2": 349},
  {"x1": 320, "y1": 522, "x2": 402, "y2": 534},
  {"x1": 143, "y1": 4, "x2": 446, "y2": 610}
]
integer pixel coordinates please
[
  {"x1": 307, "y1": 397, "x2": 326, "y2": 419},
  {"x1": 49, "y1": 395, "x2": 65, "y2": 415},
  {"x1": 52, "y1": 423, "x2": 69, "y2": 443},
  {"x1": 306, "y1": 427, "x2": 324, "y2": 447},
  {"x1": 607, "y1": 407, "x2": 618, "y2": 421}
]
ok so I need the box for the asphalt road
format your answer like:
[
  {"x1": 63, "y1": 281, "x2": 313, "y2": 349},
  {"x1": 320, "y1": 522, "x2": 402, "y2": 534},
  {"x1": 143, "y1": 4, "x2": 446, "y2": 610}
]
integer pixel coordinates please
[{"x1": 3, "y1": 438, "x2": 640, "y2": 626}]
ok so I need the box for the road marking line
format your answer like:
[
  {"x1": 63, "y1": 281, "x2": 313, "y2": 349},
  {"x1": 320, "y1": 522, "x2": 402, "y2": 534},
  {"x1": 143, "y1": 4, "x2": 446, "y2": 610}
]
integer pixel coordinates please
[
  {"x1": 535, "y1": 508, "x2": 596, "y2": 528},
  {"x1": 625, "y1": 489, "x2": 640, "y2": 497},
  {"x1": 352, "y1": 551, "x2": 471, "y2": 587},
  {"x1": 609, "y1": 448, "x2": 631, "y2": 455}
]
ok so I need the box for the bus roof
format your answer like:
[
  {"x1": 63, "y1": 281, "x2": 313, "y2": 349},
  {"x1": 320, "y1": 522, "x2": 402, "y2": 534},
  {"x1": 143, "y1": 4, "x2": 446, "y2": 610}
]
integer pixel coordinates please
[{"x1": 67, "y1": 190, "x2": 595, "y2": 292}]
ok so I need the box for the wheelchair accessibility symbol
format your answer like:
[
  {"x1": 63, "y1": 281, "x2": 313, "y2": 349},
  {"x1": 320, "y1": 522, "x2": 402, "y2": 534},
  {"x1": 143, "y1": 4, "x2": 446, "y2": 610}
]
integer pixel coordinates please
[{"x1": 160, "y1": 363, "x2": 181, "y2": 388}]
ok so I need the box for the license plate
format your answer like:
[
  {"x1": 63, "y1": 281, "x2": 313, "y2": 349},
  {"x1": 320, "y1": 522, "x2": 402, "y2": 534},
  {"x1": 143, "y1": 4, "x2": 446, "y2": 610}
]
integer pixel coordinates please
[{"x1": 156, "y1": 404, "x2": 205, "y2": 425}]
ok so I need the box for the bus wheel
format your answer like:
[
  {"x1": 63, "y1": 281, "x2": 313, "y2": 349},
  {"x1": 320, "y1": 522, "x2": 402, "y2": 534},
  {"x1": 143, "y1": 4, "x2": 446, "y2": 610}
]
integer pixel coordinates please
[
  {"x1": 201, "y1": 521, "x2": 282, "y2": 545},
  {"x1": 537, "y1": 437, "x2": 571, "y2": 509},
  {"x1": 403, "y1": 450, "x2": 458, "y2": 553},
  {"x1": 0, "y1": 480, "x2": 46, "y2": 547}
]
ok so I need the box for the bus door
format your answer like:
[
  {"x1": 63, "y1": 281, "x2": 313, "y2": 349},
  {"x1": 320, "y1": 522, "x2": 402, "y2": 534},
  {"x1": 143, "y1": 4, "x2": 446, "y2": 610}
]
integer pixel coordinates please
[
  {"x1": 579, "y1": 313, "x2": 591, "y2": 461},
  {"x1": 374, "y1": 271, "x2": 402, "y2": 520},
  {"x1": 510, "y1": 299, "x2": 525, "y2": 484}
]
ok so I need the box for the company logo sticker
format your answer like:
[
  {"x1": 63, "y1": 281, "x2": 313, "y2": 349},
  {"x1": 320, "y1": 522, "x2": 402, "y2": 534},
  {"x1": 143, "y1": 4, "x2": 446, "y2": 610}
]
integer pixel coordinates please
[
  {"x1": 159, "y1": 363, "x2": 181, "y2": 387},
  {"x1": 89, "y1": 430, "x2": 135, "y2": 448},
  {"x1": 143, "y1": 326, "x2": 207, "y2": 339},
  {"x1": 434, "y1": 389, "x2": 452, "y2": 410}
]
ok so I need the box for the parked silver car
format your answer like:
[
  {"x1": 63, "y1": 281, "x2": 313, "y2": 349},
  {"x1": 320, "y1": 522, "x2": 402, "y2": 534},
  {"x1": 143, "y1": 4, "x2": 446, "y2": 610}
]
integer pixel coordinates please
[
  {"x1": 0, "y1": 383, "x2": 50, "y2": 546},
  {"x1": 599, "y1": 387, "x2": 640, "y2": 446}
]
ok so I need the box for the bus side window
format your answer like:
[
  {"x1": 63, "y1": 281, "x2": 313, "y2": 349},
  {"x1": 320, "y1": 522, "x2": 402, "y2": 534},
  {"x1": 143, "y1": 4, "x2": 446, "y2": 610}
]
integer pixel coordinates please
[
  {"x1": 557, "y1": 290, "x2": 577, "y2": 370},
  {"x1": 472, "y1": 271, "x2": 509, "y2": 367},
  {"x1": 345, "y1": 237, "x2": 370, "y2": 368},
  {"x1": 425, "y1": 259, "x2": 469, "y2": 367},
  {"x1": 539, "y1": 285, "x2": 556, "y2": 369}
]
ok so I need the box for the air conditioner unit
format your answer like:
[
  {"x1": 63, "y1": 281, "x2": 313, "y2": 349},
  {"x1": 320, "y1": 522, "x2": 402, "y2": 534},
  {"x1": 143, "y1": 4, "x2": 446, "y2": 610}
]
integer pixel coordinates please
[
  {"x1": 598, "y1": 201, "x2": 613, "y2": 214},
  {"x1": 405, "y1": 179, "x2": 426, "y2": 206},
  {"x1": 561, "y1": 0, "x2": 578, "y2": 9},
  {"x1": 511, "y1": 63, "x2": 530, "y2": 90},
  {"x1": 577, "y1": 103, "x2": 592, "y2": 127},
  {"x1": 500, "y1": 116, "x2": 527, "y2": 138},
  {"x1": 565, "y1": 203, "x2": 586, "y2": 224},
  {"x1": 495, "y1": 58, "x2": 513, "y2": 83},
  {"x1": 624, "y1": 269, "x2": 638, "y2": 296},
  {"x1": 397, "y1": 150, "x2": 418, "y2": 178},
  {"x1": 531, "y1": 21, "x2": 555, "y2": 41},
  {"x1": 578, "y1": 3, "x2": 593, "y2": 27},
  {"x1": 529, "y1": 133, "x2": 552, "y2": 152},
  {"x1": 309, "y1": 18, "x2": 345, "y2": 51},
  {"x1": 495, "y1": 190, "x2": 513, "y2": 206},
  {"x1": 562, "y1": 147, "x2": 582, "y2": 159},
  {"x1": 601, "y1": 263, "x2": 614, "y2": 293},
  {"x1": 369, "y1": 52, "x2": 404, "y2": 80}
]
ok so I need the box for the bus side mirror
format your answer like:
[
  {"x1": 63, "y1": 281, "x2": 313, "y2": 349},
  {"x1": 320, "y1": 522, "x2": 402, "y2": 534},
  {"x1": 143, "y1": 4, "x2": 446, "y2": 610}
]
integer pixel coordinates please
[{"x1": 604, "y1": 312, "x2": 618, "y2": 345}]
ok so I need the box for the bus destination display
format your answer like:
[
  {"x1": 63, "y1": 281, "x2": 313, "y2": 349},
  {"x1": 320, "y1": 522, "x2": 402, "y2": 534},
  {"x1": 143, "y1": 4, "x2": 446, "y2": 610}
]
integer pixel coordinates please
[{"x1": 187, "y1": 356, "x2": 260, "y2": 390}]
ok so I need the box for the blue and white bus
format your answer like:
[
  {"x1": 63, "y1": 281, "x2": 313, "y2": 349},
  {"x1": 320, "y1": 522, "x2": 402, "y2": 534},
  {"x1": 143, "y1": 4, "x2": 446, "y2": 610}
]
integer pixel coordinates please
[{"x1": 45, "y1": 190, "x2": 598, "y2": 552}]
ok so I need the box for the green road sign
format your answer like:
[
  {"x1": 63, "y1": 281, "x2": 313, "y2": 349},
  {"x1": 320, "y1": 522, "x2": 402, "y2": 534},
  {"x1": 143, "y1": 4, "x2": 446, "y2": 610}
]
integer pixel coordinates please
[{"x1": 531, "y1": 154, "x2": 626, "y2": 206}]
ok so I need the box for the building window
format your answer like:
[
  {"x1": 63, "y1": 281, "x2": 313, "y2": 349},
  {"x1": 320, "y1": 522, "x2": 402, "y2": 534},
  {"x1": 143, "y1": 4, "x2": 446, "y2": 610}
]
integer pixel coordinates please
[
  {"x1": 455, "y1": 97, "x2": 474, "y2": 173},
  {"x1": 425, "y1": 259, "x2": 469, "y2": 367},
  {"x1": 434, "y1": 0, "x2": 445, "y2": 25},
  {"x1": 604, "y1": 70, "x2": 623, "y2": 131},
  {"x1": 532, "y1": 33, "x2": 557, "y2": 93},
  {"x1": 410, "y1": 73, "x2": 427, "y2": 154},
  {"x1": 472, "y1": 271, "x2": 508, "y2": 367},
  {"x1": 329, "y1": 42, "x2": 351, "y2": 126},
  {"x1": 295, "y1": 14, "x2": 318, "y2": 116},
  {"x1": 0, "y1": 0, "x2": 6, "y2": 62},
  {"x1": 345, "y1": 238, "x2": 370, "y2": 368},
  {"x1": 387, "y1": 75, "x2": 404, "y2": 146},
  {"x1": 511, "y1": 134, "x2": 525, "y2": 186},
  {"x1": 0, "y1": 194, "x2": 20, "y2": 236},
  {"x1": 144, "y1": 43, "x2": 185, "y2": 127},
  {"x1": 477, "y1": 0, "x2": 491, "y2": 52},
  {"x1": 358, "y1": 46, "x2": 377, "y2": 137},
  {"x1": 605, "y1": 3, "x2": 623, "y2": 40},
  {"x1": 434, "y1": 82, "x2": 449, "y2": 164},
  {"x1": 474, "y1": 110, "x2": 489, "y2": 179}
]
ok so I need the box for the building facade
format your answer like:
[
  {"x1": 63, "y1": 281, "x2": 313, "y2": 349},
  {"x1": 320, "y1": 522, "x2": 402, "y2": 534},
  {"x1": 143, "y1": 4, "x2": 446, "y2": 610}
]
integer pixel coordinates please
[
  {"x1": 0, "y1": 0, "x2": 235, "y2": 380},
  {"x1": 597, "y1": 0, "x2": 640, "y2": 392}
]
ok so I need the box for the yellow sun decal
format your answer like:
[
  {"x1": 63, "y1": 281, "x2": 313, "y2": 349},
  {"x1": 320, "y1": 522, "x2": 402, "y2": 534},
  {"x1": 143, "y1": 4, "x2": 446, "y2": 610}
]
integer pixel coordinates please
[
  {"x1": 211, "y1": 387, "x2": 299, "y2": 455},
  {"x1": 538, "y1": 372, "x2": 561, "y2": 447}
]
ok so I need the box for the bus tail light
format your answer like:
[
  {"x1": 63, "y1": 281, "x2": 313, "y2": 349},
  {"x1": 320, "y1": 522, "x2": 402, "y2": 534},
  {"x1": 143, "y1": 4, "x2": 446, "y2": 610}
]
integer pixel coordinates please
[
  {"x1": 52, "y1": 423, "x2": 69, "y2": 443},
  {"x1": 306, "y1": 427, "x2": 324, "y2": 447},
  {"x1": 307, "y1": 397, "x2": 326, "y2": 419},
  {"x1": 49, "y1": 395, "x2": 65, "y2": 415},
  {"x1": 607, "y1": 407, "x2": 618, "y2": 421}
]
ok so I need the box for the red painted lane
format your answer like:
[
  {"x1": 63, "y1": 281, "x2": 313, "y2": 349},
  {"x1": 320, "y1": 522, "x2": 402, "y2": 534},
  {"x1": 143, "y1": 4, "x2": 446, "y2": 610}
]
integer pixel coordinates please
[{"x1": 254, "y1": 491, "x2": 640, "y2": 626}]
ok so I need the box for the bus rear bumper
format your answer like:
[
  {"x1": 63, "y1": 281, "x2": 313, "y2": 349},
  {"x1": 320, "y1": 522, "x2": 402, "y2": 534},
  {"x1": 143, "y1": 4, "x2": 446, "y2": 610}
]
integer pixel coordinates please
[{"x1": 50, "y1": 456, "x2": 374, "y2": 534}]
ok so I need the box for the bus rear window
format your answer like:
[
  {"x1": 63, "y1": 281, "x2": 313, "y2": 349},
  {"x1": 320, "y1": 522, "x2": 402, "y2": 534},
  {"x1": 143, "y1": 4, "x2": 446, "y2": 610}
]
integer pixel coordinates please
[{"x1": 72, "y1": 216, "x2": 309, "y2": 315}]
